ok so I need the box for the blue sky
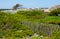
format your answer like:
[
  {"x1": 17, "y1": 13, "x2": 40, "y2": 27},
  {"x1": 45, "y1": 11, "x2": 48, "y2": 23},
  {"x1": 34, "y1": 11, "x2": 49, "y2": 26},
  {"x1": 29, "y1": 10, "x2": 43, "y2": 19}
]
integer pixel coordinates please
[{"x1": 0, "y1": 0, "x2": 60, "y2": 9}]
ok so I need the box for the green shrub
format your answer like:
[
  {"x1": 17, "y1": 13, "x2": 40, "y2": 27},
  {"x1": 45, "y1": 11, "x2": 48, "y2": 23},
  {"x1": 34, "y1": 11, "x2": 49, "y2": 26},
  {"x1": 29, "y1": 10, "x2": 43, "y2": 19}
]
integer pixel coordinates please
[
  {"x1": 49, "y1": 8, "x2": 60, "y2": 16},
  {"x1": 0, "y1": 32, "x2": 4, "y2": 38},
  {"x1": 5, "y1": 28, "x2": 34, "y2": 38},
  {"x1": 0, "y1": 9, "x2": 60, "y2": 39},
  {"x1": 17, "y1": 10, "x2": 43, "y2": 19},
  {"x1": 52, "y1": 31, "x2": 60, "y2": 39}
]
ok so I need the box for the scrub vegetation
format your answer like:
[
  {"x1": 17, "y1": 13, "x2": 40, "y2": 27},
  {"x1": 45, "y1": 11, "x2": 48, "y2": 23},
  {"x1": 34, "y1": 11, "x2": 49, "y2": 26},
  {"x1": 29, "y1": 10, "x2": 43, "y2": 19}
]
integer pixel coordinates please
[{"x1": 0, "y1": 8, "x2": 60, "y2": 39}]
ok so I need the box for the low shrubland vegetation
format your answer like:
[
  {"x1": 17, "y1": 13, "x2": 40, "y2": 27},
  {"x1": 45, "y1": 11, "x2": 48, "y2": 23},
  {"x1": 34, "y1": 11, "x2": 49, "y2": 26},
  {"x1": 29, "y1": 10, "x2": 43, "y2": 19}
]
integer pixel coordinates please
[{"x1": 0, "y1": 9, "x2": 60, "y2": 39}]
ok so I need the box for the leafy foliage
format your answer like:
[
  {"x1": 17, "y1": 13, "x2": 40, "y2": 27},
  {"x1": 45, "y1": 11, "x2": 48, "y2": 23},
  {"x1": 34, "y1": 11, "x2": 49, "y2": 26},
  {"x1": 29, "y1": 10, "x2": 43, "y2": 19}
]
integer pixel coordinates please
[
  {"x1": 52, "y1": 31, "x2": 60, "y2": 39},
  {"x1": 49, "y1": 8, "x2": 60, "y2": 16},
  {"x1": 0, "y1": 9, "x2": 60, "y2": 39}
]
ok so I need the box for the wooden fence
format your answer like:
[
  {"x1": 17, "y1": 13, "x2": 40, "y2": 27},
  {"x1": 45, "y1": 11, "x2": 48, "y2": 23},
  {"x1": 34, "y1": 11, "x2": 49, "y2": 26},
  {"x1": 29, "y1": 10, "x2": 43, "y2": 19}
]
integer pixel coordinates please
[{"x1": 22, "y1": 21, "x2": 60, "y2": 37}]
